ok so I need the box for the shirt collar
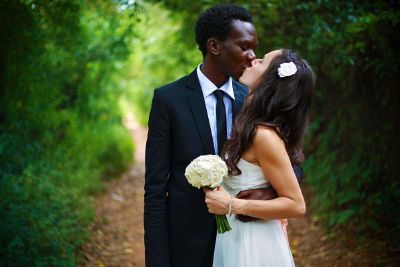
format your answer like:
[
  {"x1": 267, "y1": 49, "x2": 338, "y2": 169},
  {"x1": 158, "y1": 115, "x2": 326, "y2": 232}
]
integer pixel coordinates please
[{"x1": 196, "y1": 64, "x2": 235, "y2": 100}]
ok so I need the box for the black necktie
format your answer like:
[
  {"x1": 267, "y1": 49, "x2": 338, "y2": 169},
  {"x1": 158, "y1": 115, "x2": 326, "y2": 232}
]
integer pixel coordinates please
[{"x1": 214, "y1": 89, "x2": 227, "y2": 155}]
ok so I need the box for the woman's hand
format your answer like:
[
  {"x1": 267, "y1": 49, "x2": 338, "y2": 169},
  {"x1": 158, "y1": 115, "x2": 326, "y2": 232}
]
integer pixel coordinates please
[{"x1": 204, "y1": 186, "x2": 232, "y2": 215}]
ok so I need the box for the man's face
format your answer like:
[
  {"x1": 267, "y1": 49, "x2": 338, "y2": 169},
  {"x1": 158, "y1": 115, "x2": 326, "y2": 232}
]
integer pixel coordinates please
[{"x1": 217, "y1": 20, "x2": 258, "y2": 80}]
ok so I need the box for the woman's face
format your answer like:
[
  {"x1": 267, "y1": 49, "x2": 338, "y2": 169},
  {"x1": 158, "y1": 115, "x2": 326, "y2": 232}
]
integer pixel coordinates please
[{"x1": 239, "y1": 49, "x2": 281, "y2": 90}]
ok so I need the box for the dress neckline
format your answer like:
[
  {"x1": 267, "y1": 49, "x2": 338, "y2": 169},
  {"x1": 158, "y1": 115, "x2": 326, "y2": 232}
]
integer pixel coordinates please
[{"x1": 239, "y1": 158, "x2": 261, "y2": 169}]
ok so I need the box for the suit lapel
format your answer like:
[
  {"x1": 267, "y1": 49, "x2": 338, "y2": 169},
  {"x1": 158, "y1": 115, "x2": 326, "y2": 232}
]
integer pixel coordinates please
[
  {"x1": 186, "y1": 70, "x2": 216, "y2": 155},
  {"x1": 232, "y1": 80, "x2": 249, "y2": 120}
]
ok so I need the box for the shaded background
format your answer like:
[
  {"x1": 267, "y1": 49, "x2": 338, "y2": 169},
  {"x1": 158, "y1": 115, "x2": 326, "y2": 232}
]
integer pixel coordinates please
[{"x1": 1, "y1": 0, "x2": 399, "y2": 266}]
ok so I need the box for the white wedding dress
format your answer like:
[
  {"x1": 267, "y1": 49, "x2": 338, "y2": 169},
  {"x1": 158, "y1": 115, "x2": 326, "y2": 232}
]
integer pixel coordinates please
[{"x1": 213, "y1": 158, "x2": 295, "y2": 267}]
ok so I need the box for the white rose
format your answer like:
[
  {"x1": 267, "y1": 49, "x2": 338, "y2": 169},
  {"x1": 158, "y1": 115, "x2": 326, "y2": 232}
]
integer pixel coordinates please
[
  {"x1": 184, "y1": 155, "x2": 228, "y2": 189},
  {"x1": 277, "y1": 62, "x2": 297, "y2": 78}
]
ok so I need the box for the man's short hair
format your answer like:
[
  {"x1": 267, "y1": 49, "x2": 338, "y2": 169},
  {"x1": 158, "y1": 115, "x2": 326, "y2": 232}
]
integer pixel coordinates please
[{"x1": 195, "y1": 4, "x2": 253, "y2": 56}]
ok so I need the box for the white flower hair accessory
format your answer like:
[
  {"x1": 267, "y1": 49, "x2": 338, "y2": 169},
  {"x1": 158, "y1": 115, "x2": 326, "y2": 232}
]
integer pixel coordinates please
[{"x1": 277, "y1": 62, "x2": 297, "y2": 78}]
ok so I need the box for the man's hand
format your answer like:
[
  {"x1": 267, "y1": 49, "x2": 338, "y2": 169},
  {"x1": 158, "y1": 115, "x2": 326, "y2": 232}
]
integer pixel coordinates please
[
  {"x1": 236, "y1": 187, "x2": 278, "y2": 200},
  {"x1": 235, "y1": 187, "x2": 277, "y2": 222},
  {"x1": 235, "y1": 165, "x2": 303, "y2": 222}
]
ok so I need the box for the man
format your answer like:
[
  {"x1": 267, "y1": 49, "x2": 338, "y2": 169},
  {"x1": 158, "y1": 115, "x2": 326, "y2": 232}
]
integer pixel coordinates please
[{"x1": 144, "y1": 4, "x2": 258, "y2": 267}]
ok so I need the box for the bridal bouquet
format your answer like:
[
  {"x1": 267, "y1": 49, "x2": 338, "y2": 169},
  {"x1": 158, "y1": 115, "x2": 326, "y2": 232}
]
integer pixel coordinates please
[{"x1": 185, "y1": 155, "x2": 231, "y2": 233}]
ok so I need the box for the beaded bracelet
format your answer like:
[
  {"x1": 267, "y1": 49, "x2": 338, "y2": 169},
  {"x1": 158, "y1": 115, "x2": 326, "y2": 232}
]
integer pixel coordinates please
[{"x1": 228, "y1": 195, "x2": 235, "y2": 217}]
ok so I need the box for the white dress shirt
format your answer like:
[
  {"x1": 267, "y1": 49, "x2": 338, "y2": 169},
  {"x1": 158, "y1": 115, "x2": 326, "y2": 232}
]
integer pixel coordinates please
[{"x1": 196, "y1": 64, "x2": 235, "y2": 154}]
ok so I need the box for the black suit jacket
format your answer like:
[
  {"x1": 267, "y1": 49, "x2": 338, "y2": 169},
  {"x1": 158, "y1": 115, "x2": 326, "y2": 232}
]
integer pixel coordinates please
[{"x1": 144, "y1": 69, "x2": 248, "y2": 267}]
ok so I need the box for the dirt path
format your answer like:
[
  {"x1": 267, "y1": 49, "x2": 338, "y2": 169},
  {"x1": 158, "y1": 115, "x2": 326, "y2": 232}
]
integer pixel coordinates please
[
  {"x1": 79, "y1": 115, "x2": 146, "y2": 267},
  {"x1": 79, "y1": 114, "x2": 373, "y2": 267},
  {"x1": 287, "y1": 190, "x2": 372, "y2": 267}
]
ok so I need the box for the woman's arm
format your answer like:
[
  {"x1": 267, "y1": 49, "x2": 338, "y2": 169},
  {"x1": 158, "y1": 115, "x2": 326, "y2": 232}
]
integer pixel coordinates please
[{"x1": 205, "y1": 127, "x2": 306, "y2": 219}]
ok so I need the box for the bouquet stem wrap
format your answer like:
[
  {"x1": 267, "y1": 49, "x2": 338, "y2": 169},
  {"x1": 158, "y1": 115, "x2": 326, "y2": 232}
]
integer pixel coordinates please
[{"x1": 185, "y1": 155, "x2": 232, "y2": 234}]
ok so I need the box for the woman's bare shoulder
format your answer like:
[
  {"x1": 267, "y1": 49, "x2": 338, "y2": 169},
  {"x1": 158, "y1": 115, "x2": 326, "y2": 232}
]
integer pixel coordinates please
[
  {"x1": 253, "y1": 126, "x2": 286, "y2": 156},
  {"x1": 254, "y1": 125, "x2": 284, "y2": 144}
]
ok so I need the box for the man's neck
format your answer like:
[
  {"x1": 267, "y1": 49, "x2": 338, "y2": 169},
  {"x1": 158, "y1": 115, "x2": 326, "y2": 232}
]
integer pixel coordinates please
[{"x1": 201, "y1": 58, "x2": 229, "y2": 88}]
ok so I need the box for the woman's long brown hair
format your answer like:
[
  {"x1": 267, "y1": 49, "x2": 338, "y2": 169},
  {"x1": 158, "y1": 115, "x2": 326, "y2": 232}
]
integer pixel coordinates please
[{"x1": 223, "y1": 49, "x2": 316, "y2": 175}]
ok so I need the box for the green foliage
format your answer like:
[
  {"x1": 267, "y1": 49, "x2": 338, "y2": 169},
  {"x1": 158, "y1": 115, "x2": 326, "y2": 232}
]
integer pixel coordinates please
[
  {"x1": 1, "y1": 170, "x2": 93, "y2": 266},
  {"x1": 97, "y1": 125, "x2": 135, "y2": 179},
  {"x1": 126, "y1": 2, "x2": 201, "y2": 125},
  {"x1": 0, "y1": 0, "x2": 136, "y2": 265}
]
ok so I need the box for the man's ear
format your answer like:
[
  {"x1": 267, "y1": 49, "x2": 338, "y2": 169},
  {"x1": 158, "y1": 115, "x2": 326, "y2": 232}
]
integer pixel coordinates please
[{"x1": 207, "y1": 38, "x2": 220, "y2": 56}]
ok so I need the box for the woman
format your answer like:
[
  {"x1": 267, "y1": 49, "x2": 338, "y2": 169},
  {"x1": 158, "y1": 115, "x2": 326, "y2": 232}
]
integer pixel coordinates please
[{"x1": 205, "y1": 49, "x2": 315, "y2": 266}]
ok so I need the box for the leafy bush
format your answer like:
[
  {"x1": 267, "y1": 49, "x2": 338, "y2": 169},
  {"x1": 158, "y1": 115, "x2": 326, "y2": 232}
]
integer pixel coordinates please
[
  {"x1": 0, "y1": 0, "x2": 136, "y2": 265},
  {"x1": 0, "y1": 170, "x2": 93, "y2": 266},
  {"x1": 97, "y1": 125, "x2": 135, "y2": 179},
  {"x1": 127, "y1": 2, "x2": 201, "y2": 125}
]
